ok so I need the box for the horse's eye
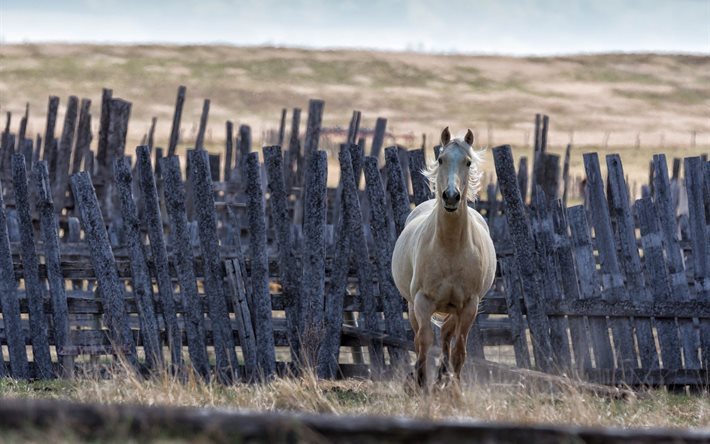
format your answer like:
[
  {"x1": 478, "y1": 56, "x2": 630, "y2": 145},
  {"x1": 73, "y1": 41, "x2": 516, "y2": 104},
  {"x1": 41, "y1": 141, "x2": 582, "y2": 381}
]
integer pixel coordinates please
[
  {"x1": 438, "y1": 158, "x2": 443, "y2": 165},
  {"x1": 466, "y1": 160, "x2": 471, "y2": 167}
]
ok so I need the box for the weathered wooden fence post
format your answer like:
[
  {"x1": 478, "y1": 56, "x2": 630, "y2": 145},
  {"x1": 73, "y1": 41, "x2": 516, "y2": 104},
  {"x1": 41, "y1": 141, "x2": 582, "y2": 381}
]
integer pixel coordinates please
[
  {"x1": 224, "y1": 121, "x2": 234, "y2": 182},
  {"x1": 34, "y1": 161, "x2": 73, "y2": 376},
  {"x1": 583, "y1": 153, "x2": 637, "y2": 373},
  {"x1": 71, "y1": 171, "x2": 137, "y2": 368},
  {"x1": 492, "y1": 145, "x2": 553, "y2": 372},
  {"x1": 71, "y1": 98, "x2": 92, "y2": 175},
  {"x1": 385, "y1": 147, "x2": 411, "y2": 236},
  {"x1": 370, "y1": 117, "x2": 387, "y2": 162},
  {"x1": 263, "y1": 146, "x2": 301, "y2": 363},
  {"x1": 160, "y1": 156, "x2": 211, "y2": 378},
  {"x1": 136, "y1": 145, "x2": 184, "y2": 371},
  {"x1": 41, "y1": 96, "x2": 59, "y2": 161},
  {"x1": 113, "y1": 158, "x2": 164, "y2": 372},
  {"x1": 12, "y1": 154, "x2": 53, "y2": 378},
  {"x1": 408, "y1": 148, "x2": 431, "y2": 205},
  {"x1": 189, "y1": 149, "x2": 240, "y2": 382},
  {"x1": 303, "y1": 100, "x2": 324, "y2": 162},
  {"x1": 53, "y1": 95, "x2": 78, "y2": 207},
  {"x1": 245, "y1": 152, "x2": 277, "y2": 379},
  {"x1": 168, "y1": 86, "x2": 186, "y2": 157},
  {"x1": 0, "y1": 183, "x2": 29, "y2": 378},
  {"x1": 300, "y1": 150, "x2": 328, "y2": 363}
]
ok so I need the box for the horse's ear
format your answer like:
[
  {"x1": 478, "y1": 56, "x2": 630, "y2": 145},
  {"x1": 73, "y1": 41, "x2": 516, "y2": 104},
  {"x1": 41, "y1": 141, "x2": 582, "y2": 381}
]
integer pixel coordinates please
[
  {"x1": 441, "y1": 127, "x2": 451, "y2": 146},
  {"x1": 464, "y1": 129, "x2": 474, "y2": 146}
]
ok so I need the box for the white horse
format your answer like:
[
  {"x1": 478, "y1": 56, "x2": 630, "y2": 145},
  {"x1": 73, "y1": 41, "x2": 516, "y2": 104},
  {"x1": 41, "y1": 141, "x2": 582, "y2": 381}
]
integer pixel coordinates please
[{"x1": 392, "y1": 127, "x2": 496, "y2": 391}]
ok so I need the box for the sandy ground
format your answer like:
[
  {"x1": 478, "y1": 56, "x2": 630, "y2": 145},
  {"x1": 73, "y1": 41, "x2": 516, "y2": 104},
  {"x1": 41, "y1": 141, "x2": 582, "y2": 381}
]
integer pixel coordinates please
[{"x1": 0, "y1": 44, "x2": 708, "y2": 184}]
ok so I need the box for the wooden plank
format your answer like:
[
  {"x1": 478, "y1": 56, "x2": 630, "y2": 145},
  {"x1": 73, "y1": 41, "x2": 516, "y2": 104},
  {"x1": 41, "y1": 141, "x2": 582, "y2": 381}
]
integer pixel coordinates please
[
  {"x1": 0, "y1": 182, "x2": 29, "y2": 378},
  {"x1": 136, "y1": 146, "x2": 183, "y2": 369},
  {"x1": 384, "y1": 146, "x2": 411, "y2": 236},
  {"x1": 245, "y1": 152, "x2": 277, "y2": 379},
  {"x1": 224, "y1": 259, "x2": 258, "y2": 380},
  {"x1": 223, "y1": 121, "x2": 234, "y2": 183},
  {"x1": 34, "y1": 161, "x2": 73, "y2": 376},
  {"x1": 634, "y1": 197, "x2": 683, "y2": 371},
  {"x1": 318, "y1": 184, "x2": 351, "y2": 378},
  {"x1": 53, "y1": 95, "x2": 78, "y2": 206},
  {"x1": 71, "y1": 98, "x2": 91, "y2": 175},
  {"x1": 113, "y1": 157, "x2": 164, "y2": 371},
  {"x1": 277, "y1": 108, "x2": 287, "y2": 147},
  {"x1": 299, "y1": 150, "x2": 328, "y2": 358},
  {"x1": 12, "y1": 154, "x2": 53, "y2": 378},
  {"x1": 531, "y1": 190, "x2": 571, "y2": 370},
  {"x1": 499, "y1": 256, "x2": 531, "y2": 369},
  {"x1": 652, "y1": 154, "x2": 699, "y2": 369},
  {"x1": 363, "y1": 156, "x2": 408, "y2": 366},
  {"x1": 339, "y1": 148, "x2": 385, "y2": 370},
  {"x1": 286, "y1": 107, "x2": 301, "y2": 189},
  {"x1": 408, "y1": 148, "x2": 430, "y2": 205},
  {"x1": 583, "y1": 152, "x2": 637, "y2": 370},
  {"x1": 263, "y1": 146, "x2": 300, "y2": 362},
  {"x1": 347, "y1": 110, "x2": 361, "y2": 145},
  {"x1": 303, "y1": 99, "x2": 324, "y2": 161},
  {"x1": 683, "y1": 156, "x2": 709, "y2": 370},
  {"x1": 568, "y1": 206, "x2": 615, "y2": 374},
  {"x1": 41, "y1": 96, "x2": 59, "y2": 161},
  {"x1": 370, "y1": 117, "x2": 387, "y2": 162},
  {"x1": 70, "y1": 172, "x2": 137, "y2": 367},
  {"x1": 189, "y1": 149, "x2": 240, "y2": 382},
  {"x1": 95, "y1": 88, "x2": 112, "y2": 173},
  {"x1": 492, "y1": 145, "x2": 553, "y2": 372},
  {"x1": 552, "y1": 201, "x2": 591, "y2": 372},
  {"x1": 167, "y1": 85, "x2": 186, "y2": 157},
  {"x1": 606, "y1": 154, "x2": 659, "y2": 370},
  {"x1": 194, "y1": 99, "x2": 209, "y2": 150}
]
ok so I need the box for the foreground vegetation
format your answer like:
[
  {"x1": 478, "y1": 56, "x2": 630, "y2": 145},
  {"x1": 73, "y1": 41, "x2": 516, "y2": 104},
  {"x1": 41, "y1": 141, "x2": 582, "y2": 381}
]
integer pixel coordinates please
[{"x1": 0, "y1": 365, "x2": 707, "y2": 432}]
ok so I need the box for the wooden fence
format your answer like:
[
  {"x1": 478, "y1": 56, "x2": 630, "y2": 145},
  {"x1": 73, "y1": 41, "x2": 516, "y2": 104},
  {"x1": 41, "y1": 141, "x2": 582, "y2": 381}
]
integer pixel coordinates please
[{"x1": 0, "y1": 87, "x2": 708, "y2": 388}]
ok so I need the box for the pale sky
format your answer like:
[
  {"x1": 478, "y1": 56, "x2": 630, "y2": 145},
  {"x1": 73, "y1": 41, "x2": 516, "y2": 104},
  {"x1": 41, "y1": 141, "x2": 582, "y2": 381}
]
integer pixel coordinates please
[{"x1": 1, "y1": 0, "x2": 709, "y2": 55}]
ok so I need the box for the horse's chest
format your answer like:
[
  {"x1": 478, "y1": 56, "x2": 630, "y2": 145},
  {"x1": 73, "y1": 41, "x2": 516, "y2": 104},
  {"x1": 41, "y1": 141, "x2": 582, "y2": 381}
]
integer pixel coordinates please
[{"x1": 416, "y1": 248, "x2": 480, "y2": 308}]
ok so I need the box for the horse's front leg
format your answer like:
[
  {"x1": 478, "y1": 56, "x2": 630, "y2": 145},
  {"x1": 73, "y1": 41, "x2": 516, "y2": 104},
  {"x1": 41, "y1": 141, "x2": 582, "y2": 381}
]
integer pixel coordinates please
[
  {"x1": 436, "y1": 314, "x2": 457, "y2": 385},
  {"x1": 452, "y1": 300, "x2": 478, "y2": 381},
  {"x1": 413, "y1": 291, "x2": 436, "y2": 391}
]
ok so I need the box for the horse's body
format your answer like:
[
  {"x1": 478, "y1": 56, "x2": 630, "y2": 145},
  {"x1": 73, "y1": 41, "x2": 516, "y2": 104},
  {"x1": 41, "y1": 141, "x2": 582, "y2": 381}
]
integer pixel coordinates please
[{"x1": 392, "y1": 128, "x2": 496, "y2": 390}]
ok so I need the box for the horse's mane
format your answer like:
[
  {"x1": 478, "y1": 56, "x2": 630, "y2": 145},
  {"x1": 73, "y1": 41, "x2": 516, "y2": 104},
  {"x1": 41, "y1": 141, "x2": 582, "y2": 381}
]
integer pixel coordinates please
[{"x1": 422, "y1": 138, "x2": 485, "y2": 202}]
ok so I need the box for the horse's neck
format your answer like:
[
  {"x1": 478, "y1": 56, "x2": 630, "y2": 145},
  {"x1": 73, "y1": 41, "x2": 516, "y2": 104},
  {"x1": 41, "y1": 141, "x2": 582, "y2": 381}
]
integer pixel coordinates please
[{"x1": 432, "y1": 201, "x2": 470, "y2": 245}]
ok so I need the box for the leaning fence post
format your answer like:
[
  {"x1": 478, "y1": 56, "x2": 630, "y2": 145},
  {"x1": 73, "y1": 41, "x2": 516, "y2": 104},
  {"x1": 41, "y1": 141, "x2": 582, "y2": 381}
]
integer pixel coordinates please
[
  {"x1": 303, "y1": 100, "x2": 324, "y2": 162},
  {"x1": 34, "y1": 161, "x2": 73, "y2": 376},
  {"x1": 492, "y1": 145, "x2": 553, "y2": 372},
  {"x1": 635, "y1": 197, "x2": 683, "y2": 372},
  {"x1": 136, "y1": 146, "x2": 184, "y2": 370},
  {"x1": 0, "y1": 183, "x2": 29, "y2": 379},
  {"x1": 299, "y1": 150, "x2": 328, "y2": 362},
  {"x1": 168, "y1": 86, "x2": 186, "y2": 157},
  {"x1": 384, "y1": 147, "x2": 411, "y2": 236},
  {"x1": 244, "y1": 152, "x2": 277, "y2": 379},
  {"x1": 113, "y1": 157, "x2": 164, "y2": 372},
  {"x1": 606, "y1": 154, "x2": 659, "y2": 371},
  {"x1": 53, "y1": 95, "x2": 78, "y2": 207},
  {"x1": 263, "y1": 146, "x2": 301, "y2": 363},
  {"x1": 339, "y1": 148, "x2": 385, "y2": 371},
  {"x1": 41, "y1": 96, "x2": 59, "y2": 161},
  {"x1": 12, "y1": 154, "x2": 54, "y2": 379},
  {"x1": 370, "y1": 117, "x2": 387, "y2": 163},
  {"x1": 408, "y1": 148, "x2": 431, "y2": 205},
  {"x1": 363, "y1": 156, "x2": 408, "y2": 365},
  {"x1": 159, "y1": 156, "x2": 211, "y2": 378},
  {"x1": 189, "y1": 149, "x2": 240, "y2": 382},
  {"x1": 71, "y1": 171, "x2": 137, "y2": 368},
  {"x1": 583, "y1": 152, "x2": 637, "y2": 372},
  {"x1": 224, "y1": 121, "x2": 234, "y2": 182}
]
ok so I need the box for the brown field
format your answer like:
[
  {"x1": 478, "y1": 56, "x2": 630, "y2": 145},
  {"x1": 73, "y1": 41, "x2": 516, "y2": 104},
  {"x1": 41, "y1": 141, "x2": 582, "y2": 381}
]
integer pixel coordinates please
[{"x1": 0, "y1": 44, "x2": 708, "y2": 186}]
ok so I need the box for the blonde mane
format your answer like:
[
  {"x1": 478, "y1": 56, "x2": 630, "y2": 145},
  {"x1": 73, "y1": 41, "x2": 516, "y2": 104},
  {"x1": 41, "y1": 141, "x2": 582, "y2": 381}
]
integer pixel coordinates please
[{"x1": 421, "y1": 138, "x2": 485, "y2": 202}]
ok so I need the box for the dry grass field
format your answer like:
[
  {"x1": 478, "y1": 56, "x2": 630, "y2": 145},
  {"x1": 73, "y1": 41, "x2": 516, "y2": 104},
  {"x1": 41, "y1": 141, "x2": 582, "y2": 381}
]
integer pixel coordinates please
[{"x1": 1, "y1": 44, "x2": 708, "y2": 185}]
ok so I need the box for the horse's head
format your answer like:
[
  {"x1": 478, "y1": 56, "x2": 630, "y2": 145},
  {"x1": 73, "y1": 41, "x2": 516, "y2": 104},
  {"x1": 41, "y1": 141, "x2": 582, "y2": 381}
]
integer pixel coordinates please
[{"x1": 426, "y1": 127, "x2": 484, "y2": 213}]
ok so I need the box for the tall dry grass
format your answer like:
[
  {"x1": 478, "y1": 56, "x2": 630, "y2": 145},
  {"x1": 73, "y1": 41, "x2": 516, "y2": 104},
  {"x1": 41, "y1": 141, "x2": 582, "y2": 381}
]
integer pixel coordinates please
[{"x1": 0, "y1": 361, "x2": 707, "y2": 431}]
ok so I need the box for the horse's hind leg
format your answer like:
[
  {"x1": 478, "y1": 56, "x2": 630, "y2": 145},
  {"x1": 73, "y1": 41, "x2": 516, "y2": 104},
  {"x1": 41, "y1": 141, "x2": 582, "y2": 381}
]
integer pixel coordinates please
[
  {"x1": 436, "y1": 314, "x2": 456, "y2": 384},
  {"x1": 413, "y1": 291, "x2": 436, "y2": 391},
  {"x1": 407, "y1": 302, "x2": 419, "y2": 355}
]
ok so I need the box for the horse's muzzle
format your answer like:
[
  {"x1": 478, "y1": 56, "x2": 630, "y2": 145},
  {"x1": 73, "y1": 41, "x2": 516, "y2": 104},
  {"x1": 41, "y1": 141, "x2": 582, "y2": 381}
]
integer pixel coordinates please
[{"x1": 442, "y1": 189, "x2": 461, "y2": 211}]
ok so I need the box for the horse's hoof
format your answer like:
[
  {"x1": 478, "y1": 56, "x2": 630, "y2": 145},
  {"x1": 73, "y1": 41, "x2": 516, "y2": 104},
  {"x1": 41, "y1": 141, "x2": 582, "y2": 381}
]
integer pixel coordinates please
[{"x1": 404, "y1": 371, "x2": 428, "y2": 395}]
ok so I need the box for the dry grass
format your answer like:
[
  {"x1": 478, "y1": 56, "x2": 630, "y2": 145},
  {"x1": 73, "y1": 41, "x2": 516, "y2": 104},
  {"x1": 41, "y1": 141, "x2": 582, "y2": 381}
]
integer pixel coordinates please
[
  {"x1": 0, "y1": 363, "x2": 707, "y2": 432},
  {"x1": 0, "y1": 44, "x2": 708, "y2": 186}
]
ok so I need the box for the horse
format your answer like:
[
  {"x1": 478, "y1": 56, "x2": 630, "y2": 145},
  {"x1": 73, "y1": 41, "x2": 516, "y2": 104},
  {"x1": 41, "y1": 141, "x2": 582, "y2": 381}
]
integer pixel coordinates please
[{"x1": 391, "y1": 127, "x2": 496, "y2": 391}]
